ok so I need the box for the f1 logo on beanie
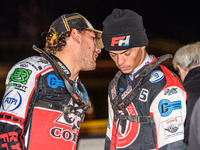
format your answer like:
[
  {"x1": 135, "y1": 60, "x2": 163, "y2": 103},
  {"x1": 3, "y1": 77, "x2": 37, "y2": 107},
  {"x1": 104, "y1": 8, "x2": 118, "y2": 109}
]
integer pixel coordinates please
[{"x1": 111, "y1": 35, "x2": 130, "y2": 47}]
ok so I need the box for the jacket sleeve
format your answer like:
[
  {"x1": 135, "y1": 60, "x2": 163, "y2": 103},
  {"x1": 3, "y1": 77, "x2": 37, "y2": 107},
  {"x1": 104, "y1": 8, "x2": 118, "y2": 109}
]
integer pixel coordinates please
[
  {"x1": 187, "y1": 98, "x2": 200, "y2": 150},
  {"x1": 0, "y1": 60, "x2": 41, "y2": 149},
  {"x1": 150, "y1": 67, "x2": 187, "y2": 150}
]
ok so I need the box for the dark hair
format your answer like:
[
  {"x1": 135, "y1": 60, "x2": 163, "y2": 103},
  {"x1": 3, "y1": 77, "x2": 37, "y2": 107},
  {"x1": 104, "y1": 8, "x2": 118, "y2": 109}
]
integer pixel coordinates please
[
  {"x1": 43, "y1": 28, "x2": 87, "y2": 54},
  {"x1": 43, "y1": 30, "x2": 71, "y2": 54}
]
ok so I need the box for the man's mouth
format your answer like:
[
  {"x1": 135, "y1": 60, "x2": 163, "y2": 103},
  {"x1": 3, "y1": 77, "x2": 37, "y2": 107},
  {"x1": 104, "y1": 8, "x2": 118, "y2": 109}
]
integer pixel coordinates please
[{"x1": 119, "y1": 66, "x2": 129, "y2": 71}]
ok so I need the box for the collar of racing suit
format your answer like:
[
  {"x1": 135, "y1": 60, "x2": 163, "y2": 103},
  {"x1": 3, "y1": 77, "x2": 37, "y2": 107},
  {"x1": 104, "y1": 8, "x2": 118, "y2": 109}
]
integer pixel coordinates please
[
  {"x1": 50, "y1": 54, "x2": 71, "y2": 79},
  {"x1": 129, "y1": 54, "x2": 155, "y2": 80}
]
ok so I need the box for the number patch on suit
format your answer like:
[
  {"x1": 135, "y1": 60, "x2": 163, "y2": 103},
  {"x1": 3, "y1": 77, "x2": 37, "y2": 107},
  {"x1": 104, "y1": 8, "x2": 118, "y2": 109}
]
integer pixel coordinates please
[{"x1": 139, "y1": 88, "x2": 149, "y2": 102}]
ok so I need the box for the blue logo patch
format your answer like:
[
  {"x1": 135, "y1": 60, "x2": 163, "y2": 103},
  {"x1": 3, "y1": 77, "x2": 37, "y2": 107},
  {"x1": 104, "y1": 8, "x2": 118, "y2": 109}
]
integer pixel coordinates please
[
  {"x1": 158, "y1": 99, "x2": 182, "y2": 117},
  {"x1": 47, "y1": 74, "x2": 64, "y2": 88},
  {"x1": 150, "y1": 70, "x2": 164, "y2": 83},
  {"x1": 119, "y1": 88, "x2": 124, "y2": 92},
  {"x1": 2, "y1": 90, "x2": 22, "y2": 111}
]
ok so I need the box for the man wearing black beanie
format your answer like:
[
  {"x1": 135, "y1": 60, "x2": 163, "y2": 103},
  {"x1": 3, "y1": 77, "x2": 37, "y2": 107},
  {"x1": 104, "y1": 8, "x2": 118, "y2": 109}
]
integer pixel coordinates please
[{"x1": 103, "y1": 8, "x2": 187, "y2": 150}]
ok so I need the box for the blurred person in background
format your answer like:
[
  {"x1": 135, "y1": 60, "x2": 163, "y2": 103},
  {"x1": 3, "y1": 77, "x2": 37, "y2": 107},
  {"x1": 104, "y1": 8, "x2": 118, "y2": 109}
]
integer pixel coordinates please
[
  {"x1": 0, "y1": 12, "x2": 103, "y2": 150},
  {"x1": 102, "y1": 8, "x2": 187, "y2": 150},
  {"x1": 173, "y1": 41, "x2": 200, "y2": 146},
  {"x1": 187, "y1": 97, "x2": 200, "y2": 150}
]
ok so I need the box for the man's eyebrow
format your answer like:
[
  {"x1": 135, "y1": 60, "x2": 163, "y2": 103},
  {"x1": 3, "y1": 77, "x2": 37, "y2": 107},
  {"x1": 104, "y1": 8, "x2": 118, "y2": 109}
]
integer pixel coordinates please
[{"x1": 109, "y1": 50, "x2": 128, "y2": 55}]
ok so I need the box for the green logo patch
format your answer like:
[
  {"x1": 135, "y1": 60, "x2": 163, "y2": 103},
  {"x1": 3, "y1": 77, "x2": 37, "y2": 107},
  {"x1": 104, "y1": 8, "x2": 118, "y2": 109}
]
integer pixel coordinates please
[{"x1": 10, "y1": 68, "x2": 32, "y2": 84}]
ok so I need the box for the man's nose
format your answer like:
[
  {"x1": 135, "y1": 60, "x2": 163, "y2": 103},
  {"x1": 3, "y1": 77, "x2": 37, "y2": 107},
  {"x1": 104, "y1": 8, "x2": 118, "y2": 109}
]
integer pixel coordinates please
[{"x1": 117, "y1": 55, "x2": 125, "y2": 65}]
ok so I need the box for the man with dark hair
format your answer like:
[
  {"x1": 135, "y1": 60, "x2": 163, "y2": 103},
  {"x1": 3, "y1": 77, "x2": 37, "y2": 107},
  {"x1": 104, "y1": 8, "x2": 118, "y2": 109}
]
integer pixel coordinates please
[
  {"x1": 172, "y1": 41, "x2": 200, "y2": 146},
  {"x1": 0, "y1": 13, "x2": 103, "y2": 150},
  {"x1": 102, "y1": 8, "x2": 187, "y2": 150}
]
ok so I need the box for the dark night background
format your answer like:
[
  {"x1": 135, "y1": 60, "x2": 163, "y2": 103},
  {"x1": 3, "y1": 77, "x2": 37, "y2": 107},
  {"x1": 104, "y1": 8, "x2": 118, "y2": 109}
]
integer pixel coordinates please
[{"x1": 1, "y1": 0, "x2": 200, "y2": 120}]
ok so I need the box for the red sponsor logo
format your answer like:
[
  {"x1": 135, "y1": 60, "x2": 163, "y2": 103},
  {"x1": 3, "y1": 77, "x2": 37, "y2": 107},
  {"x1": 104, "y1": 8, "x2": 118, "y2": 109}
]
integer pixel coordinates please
[
  {"x1": 50, "y1": 127, "x2": 78, "y2": 142},
  {"x1": 116, "y1": 103, "x2": 140, "y2": 148},
  {"x1": 111, "y1": 36, "x2": 130, "y2": 47},
  {"x1": 0, "y1": 132, "x2": 22, "y2": 150},
  {"x1": 28, "y1": 108, "x2": 79, "y2": 150}
]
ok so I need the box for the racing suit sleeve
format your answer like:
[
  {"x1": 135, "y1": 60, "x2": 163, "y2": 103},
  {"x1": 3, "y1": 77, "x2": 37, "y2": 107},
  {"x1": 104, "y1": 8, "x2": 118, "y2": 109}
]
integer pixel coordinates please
[
  {"x1": 0, "y1": 59, "x2": 46, "y2": 149},
  {"x1": 150, "y1": 69, "x2": 187, "y2": 150},
  {"x1": 105, "y1": 95, "x2": 115, "y2": 150}
]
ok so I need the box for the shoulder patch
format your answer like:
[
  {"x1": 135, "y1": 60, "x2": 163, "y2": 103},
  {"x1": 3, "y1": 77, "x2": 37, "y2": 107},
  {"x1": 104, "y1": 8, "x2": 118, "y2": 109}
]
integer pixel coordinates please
[
  {"x1": 47, "y1": 74, "x2": 64, "y2": 88},
  {"x1": 162, "y1": 116, "x2": 183, "y2": 138},
  {"x1": 150, "y1": 70, "x2": 164, "y2": 83},
  {"x1": 158, "y1": 99, "x2": 182, "y2": 117},
  {"x1": 1, "y1": 90, "x2": 22, "y2": 112}
]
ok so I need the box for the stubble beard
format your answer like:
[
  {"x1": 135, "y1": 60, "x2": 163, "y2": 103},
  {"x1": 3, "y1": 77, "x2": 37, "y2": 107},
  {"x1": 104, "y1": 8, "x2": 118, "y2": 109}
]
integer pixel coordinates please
[{"x1": 79, "y1": 48, "x2": 96, "y2": 71}]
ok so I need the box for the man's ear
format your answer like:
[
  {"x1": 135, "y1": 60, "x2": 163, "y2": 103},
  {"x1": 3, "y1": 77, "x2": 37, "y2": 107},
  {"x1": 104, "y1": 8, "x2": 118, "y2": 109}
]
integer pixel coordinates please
[
  {"x1": 177, "y1": 64, "x2": 185, "y2": 74},
  {"x1": 71, "y1": 29, "x2": 80, "y2": 44},
  {"x1": 177, "y1": 64, "x2": 188, "y2": 81}
]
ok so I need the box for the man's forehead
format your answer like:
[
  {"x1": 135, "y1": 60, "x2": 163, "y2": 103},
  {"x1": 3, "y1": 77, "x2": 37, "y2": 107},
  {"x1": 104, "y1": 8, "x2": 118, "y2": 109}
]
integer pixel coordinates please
[
  {"x1": 85, "y1": 29, "x2": 95, "y2": 34},
  {"x1": 83, "y1": 30, "x2": 96, "y2": 37}
]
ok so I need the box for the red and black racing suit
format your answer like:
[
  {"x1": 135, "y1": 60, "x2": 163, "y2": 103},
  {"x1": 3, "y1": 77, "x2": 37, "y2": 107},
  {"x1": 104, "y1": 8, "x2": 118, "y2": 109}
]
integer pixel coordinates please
[
  {"x1": 0, "y1": 55, "x2": 89, "y2": 150},
  {"x1": 105, "y1": 54, "x2": 187, "y2": 150}
]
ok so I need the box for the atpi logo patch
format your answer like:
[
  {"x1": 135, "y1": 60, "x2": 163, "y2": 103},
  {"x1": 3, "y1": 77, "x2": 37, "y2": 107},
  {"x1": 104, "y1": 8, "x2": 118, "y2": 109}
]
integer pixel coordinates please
[
  {"x1": 2, "y1": 90, "x2": 22, "y2": 111},
  {"x1": 111, "y1": 35, "x2": 130, "y2": 47},
  {"x1": 158, "y1": 99, "x2": 182, "y2": 117}
]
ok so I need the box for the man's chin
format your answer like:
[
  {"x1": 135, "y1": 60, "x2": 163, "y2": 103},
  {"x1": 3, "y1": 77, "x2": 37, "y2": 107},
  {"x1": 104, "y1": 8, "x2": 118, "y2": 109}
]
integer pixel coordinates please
[
  {"x1": 119, "y1": 68, "x2": 132, "y2": 74},
  {"x1": 82, "y1": 64, "x2": 96, "y2": 71},
  {"x1": 121, "y1": 70, "x2": 132, "y2": 74}
]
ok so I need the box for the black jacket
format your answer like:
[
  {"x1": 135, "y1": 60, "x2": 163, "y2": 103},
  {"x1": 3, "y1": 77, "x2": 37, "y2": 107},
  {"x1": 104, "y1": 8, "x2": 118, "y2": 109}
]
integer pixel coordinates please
[
  {"x1": 187, "y1": 97, "x2": 200, "y2": 150},
  {"x1": 183, "y1": 66, "x2": 200, "y2": 145}
]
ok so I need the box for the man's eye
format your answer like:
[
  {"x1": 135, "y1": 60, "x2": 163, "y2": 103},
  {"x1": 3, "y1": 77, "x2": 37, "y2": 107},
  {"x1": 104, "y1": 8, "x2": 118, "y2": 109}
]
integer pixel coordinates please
[
  {"x1": 110, "y1": 53, "x2": 116, "y2": 57},
  {"x1": 125, "y1": 52, "x2": 131, "y2": 56}
]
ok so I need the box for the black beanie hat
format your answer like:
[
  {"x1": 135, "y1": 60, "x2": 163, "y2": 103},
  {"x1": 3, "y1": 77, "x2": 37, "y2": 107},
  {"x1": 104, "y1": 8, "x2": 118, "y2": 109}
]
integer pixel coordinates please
[{"x1": 102, "y1": 8, "x2": 148, "y2": 51}]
